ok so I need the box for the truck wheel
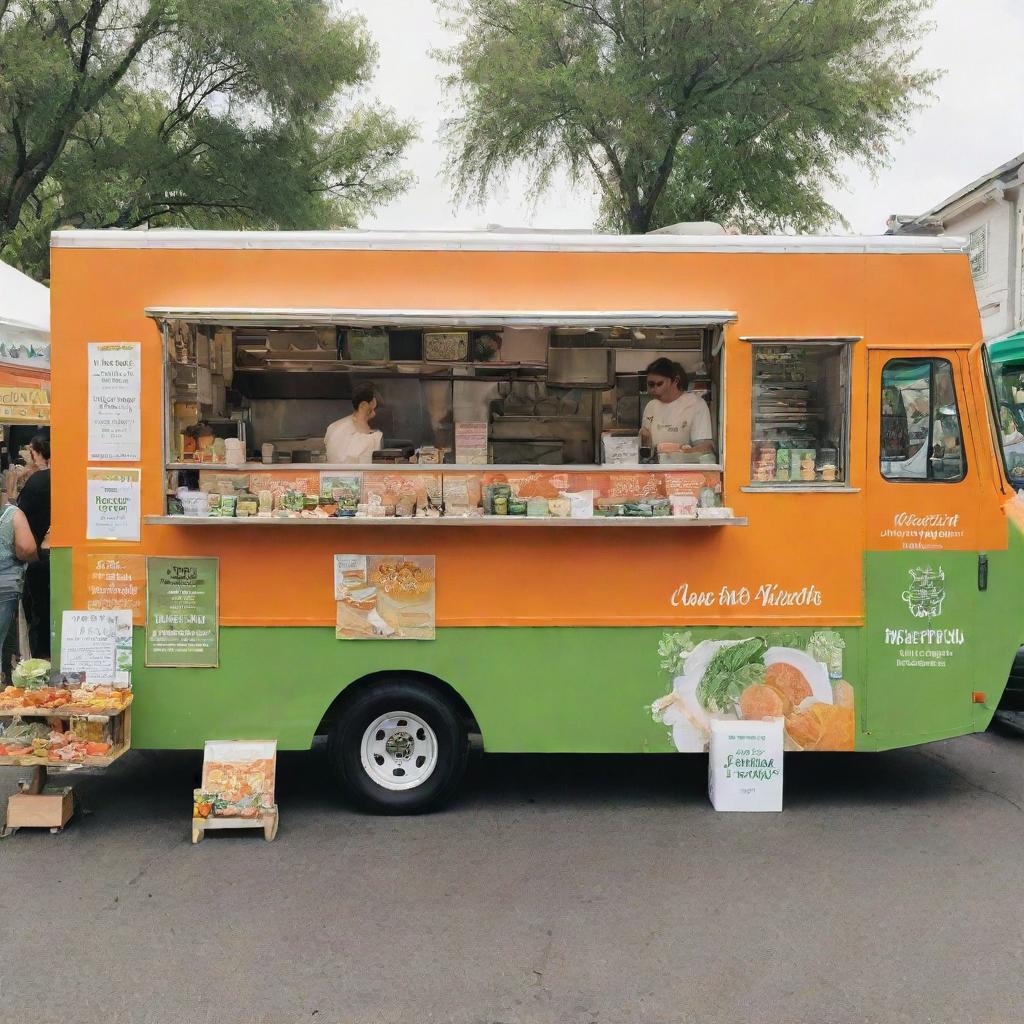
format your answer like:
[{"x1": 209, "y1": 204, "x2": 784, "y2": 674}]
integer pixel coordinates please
[{"x1": 328, "y1": 681, "x2": 468, "y2": 814}]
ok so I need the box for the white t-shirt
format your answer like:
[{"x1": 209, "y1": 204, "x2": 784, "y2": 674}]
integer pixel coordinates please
[
  {"x1": 642, "y1": 393, "x2": 713, "y2": 448},
  {"x1": 324, "y1": 415, "x2": 383, "y2": 464}
]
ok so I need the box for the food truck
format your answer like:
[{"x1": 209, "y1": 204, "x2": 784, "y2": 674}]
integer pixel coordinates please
[{"x1": 47, "y1": 229, "x2": 1024, "y2": 812}]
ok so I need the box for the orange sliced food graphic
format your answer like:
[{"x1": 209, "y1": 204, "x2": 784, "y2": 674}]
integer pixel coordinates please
[
  {"x1": 738, "y1": 683, "x2": 788, "y2": 721},
  {"x1": 764, "y1": 662, "x2": 813, "y2": 706}
]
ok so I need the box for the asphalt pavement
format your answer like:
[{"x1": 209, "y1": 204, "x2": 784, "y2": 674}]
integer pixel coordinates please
[{"x1": 2, "y1": 727, "x2": 1023, "y2": 1024}]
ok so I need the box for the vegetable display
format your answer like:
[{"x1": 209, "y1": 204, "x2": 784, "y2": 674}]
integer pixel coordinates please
[
  {"x1": 652, "y1": 629, "x2": 855, "y2": 752},
  {"x1": 696, "y1": 638, "x2": 767, "y2": 713}
]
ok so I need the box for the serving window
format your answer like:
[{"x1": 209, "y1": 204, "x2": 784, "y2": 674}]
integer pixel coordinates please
[
  {"x1": 158, "y1": 315, "x2": 727, "y2": 470},
  {"x1": 150, "y1": 312, "x2": 751, "y2": 525},
  {"x1": 748, "y1": 341, "x2": 852, "y2": 487}
]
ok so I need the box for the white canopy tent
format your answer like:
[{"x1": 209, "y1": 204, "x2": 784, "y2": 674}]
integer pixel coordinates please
[{"x1": 0, "y1": 260, "x2": 50, "y2": 420}]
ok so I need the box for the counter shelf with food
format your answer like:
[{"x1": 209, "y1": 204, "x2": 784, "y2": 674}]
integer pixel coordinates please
[
  {"x1": 159, "y1": 465, "x2": 742, "y2": 525},
  {"x1": 0, "y1": 705, "x2": 131, "y2": 767}
]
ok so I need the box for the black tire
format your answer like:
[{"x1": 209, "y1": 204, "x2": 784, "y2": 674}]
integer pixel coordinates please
[{"x1": 328, "y1": 680, "x2": 468, "y2": 814}]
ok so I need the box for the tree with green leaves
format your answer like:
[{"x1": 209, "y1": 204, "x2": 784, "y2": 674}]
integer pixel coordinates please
[
  {"x1": 436, "y1": 0, "x2": 938, "y2": 234},
  {"x1": 1, "y1": 1, "x2": 415, "y2": 279}
]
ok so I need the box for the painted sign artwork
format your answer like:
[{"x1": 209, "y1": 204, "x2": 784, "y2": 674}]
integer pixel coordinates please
[
  {"x1": 652, "y1": 628, "x2": 854, "y2": 753},
  {"x1": 196, "y1": 740, "x2": 277, "y2": 819},
  {"x1": 335, "y1": 554, "x2": 435, "y2": 640}
]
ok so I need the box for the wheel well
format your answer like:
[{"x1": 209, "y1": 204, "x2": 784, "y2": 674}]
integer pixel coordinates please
[{"x1": 315, "y1": 671, "x2": 481, "y2": 742}]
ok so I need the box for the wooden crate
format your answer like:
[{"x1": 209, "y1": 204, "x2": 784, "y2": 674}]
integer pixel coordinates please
[{"x1": 7, "y1": 786, "x2": 73, "y2": 830}]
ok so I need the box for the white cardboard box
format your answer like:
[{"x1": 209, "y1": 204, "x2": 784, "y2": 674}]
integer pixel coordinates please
[{"x1": 708, "y1": 718, "x2": 784, "y2": 812}]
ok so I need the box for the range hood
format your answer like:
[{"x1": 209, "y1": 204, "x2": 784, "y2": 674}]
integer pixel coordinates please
[{"x1": 546, "y1": 348, "x2": 614, "y2": 388}]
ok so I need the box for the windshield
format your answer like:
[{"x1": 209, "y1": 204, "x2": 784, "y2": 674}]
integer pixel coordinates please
[{"x1": 986, "y1": 332, "x2": 1024, "y2": 490}]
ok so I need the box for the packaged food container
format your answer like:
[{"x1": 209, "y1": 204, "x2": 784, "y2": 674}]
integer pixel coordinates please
[
  {"x1": 697, "y1": 506, "x2": 735, "y2": 519},
  {"x1": 548, "y1": 496, "x2": 571, "y2": 518},
  {"x1": 492, "y1": 495, "x2": 508, "y2": 515},
  {"x1": 565, "y1": 490, "x2": 594, "y2": 518},
  {"x1": 817, "y1": 448, "x2": 839, "y2": 482},
  {"x1": 507, "y1": 498, "x2": 527, "y2": 516},
  {"x1": 181, "y1": 491, "x2": 209, "y2": 517},
  {"x1": 669, "y1": 494, "x2": 698, "y2": 518},
  {"x1": 526, "y1": 497, "x2": 549, "y2": 517}
]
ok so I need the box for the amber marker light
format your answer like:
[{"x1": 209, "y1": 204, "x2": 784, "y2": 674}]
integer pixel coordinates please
[{"x1": 972, "y1": 692, "x2": 986, "y2": 704}]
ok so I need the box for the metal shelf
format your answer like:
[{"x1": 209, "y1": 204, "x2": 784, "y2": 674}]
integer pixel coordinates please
[
  {"x1": 145, "y1": 515, "x2": 747, "y2": 528},
  {"x1": 164, "y1": 462, "x2": 724, "y2": 473}
]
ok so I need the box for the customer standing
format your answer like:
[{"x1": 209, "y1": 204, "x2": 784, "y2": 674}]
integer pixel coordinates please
[
  {"x1": 18, "y1": 432, "x2": 50, "y2": 658},
  {"x1": 0, "y1": 495, "x2": 37, "y2": 681}
]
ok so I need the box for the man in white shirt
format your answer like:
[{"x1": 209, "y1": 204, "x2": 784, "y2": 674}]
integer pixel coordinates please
[
  {"x1": 641, "y1": 358, "x2": 714, "y2": 454},
  {"x1": 324, "y1": 385, "x2": 383, "y2": 464}
]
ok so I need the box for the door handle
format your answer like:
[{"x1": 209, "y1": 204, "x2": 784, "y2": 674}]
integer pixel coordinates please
[{"x1": 978, "y1": 553, "x2": 988, "y2": 591}]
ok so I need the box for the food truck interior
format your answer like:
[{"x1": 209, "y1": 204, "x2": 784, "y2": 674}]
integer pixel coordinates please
[{"x1": 161, "y1": 316, "x2": 728, "y2": 468}]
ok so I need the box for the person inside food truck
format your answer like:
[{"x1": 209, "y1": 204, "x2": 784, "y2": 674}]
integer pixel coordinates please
[
  {"x1": 641, "y1": 357, "x2": 714, "y2": 456},
  {"x1": 324, "y1": 385, "x2": 384, "y2": 464}
]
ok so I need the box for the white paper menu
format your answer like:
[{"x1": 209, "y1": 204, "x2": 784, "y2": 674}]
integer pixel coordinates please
[{"x1": 88, "y1": 342, "x2": 141, "y2": 461}]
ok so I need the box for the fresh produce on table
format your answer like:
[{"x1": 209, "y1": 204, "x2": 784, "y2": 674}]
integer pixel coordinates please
[{"x1": 12, "y1": 658, "x2": 51, "y2": 690}]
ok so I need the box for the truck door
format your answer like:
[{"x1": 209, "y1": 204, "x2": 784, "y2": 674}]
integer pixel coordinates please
[{"x1": 863, "y1": 348, "x2": 980, "y2": 747}]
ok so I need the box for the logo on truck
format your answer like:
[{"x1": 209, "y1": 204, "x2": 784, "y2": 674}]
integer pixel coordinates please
[{"x1": 901, "y1": 566, "x2": 945, "y2": 619}]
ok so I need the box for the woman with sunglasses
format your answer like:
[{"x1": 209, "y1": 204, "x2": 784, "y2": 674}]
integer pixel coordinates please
[{"x1": 641, "y1": 358, "x2": 714, "y2": 457}]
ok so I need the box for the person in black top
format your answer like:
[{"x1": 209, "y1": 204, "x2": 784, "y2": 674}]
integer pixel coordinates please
[{"x1": 18, "y1": 431, "x2": 50, "y2": 658}]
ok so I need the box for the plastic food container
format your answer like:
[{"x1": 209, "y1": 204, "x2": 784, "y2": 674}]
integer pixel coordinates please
[{"x1": 670, "y1": 494, "x2": 698, "y2": 517}]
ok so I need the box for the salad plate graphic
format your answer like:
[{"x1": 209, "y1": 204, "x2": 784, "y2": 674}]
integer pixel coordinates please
[
  {"x1": 652, "y1": 630, "x2": 854, "y2": 753},
  {"x1": 902, "y1": 566, "x2": 945, "y2": 619}
]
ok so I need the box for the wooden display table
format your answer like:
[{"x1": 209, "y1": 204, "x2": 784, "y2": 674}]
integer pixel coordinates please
[{"x1": 1, "y1": 702, "x2": 131, "y2": 835}]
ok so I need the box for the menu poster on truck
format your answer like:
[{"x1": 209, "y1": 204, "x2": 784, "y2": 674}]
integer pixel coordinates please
[
  {"x1": 60, "y1": 610, "x2": 133, "y2": 686},
  {"x1": 88, "y1": 342, "x2": 141, "y2": 461},
  {"x1": 145, "y1": 557, "x2": 220, "y2": 667},
  {"x1": 86, "y1": 468, "x2": 141, "y2": 541},
  {"x1": 86, "y1": 553, "x2": 147, "y2": 624}
]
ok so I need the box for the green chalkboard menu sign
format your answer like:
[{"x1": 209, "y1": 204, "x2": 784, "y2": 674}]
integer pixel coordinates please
[{"x1": 145, "y1": 557, "x2": 219, "y2": 667}]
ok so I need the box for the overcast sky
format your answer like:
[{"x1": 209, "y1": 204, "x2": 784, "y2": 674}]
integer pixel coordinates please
[{"x1": 343, "y1": 0, "x2": 1024, "y2": 235}]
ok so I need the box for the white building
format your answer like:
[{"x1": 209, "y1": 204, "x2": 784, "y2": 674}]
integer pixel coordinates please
[{"x1": 888, "y1": 151, "x2": 1024, "y2": 340}]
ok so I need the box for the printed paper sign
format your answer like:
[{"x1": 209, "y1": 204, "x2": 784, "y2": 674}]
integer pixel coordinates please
[
  {"x1": 708, "y1": 718, "x2": 784, "y2": 812},
  {"x1": 85, "y1": 554, "x2": 147, "y2": 624},
  {"x1": 60, "y1": 609, "x2": 132, "y2": 686},
  {"x1": 335, "y1": 554, "x2": 435, "y2": 640},
  {"x1": 86, "y1": 468, "x2": 141, "y2": 541},
  {"x1": 145, "y1": 557, "x2": 219, "y2": 667},
  {"x1": 455, "y1": 422, "x2": 488, "y2": 464},
  {"x1": 88, "y1": 342, "x2": 141, "y2": 460}
]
